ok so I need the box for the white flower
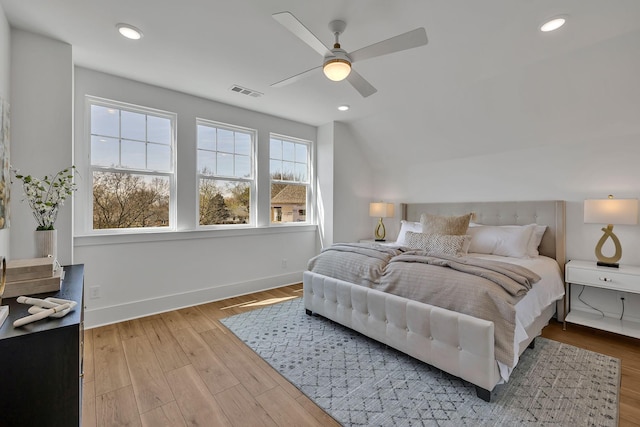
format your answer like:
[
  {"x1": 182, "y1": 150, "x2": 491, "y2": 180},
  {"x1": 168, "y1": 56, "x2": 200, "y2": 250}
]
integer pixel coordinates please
[{"x1": 13, "y1": 166, "x2": 77, "y2": 230}]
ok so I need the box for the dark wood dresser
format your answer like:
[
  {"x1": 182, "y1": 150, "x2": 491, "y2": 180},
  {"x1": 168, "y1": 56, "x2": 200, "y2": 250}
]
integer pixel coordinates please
[{"x1": 0, "y1": 264, "x2": 84, "y2": 427}]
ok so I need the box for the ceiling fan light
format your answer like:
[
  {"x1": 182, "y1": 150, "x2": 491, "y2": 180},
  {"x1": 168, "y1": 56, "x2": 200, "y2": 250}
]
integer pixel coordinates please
[{"x1": 323, "y1": 58, "x2": 351, "y2": 81}]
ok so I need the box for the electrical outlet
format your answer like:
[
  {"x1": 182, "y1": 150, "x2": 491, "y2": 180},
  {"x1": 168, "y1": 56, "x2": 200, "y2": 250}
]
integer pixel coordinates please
[
  {"x1": 89, "y1": 285, "x2": 101, "y2": 299},
  {"x1": 281, "y1": 259, "x2": 287, "y2": 269}
]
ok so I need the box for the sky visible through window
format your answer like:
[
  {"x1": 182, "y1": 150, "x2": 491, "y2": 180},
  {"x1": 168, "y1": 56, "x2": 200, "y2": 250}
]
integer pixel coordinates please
[
  {"x1": 91, "y1": 105, "x2": 172, "y2": 172},
  {"x1": 270, "y1": 137, "x2": 308, "y2": 182},
  {"x1": 197, "y1": 124, "x2": 252, "y2": 179}
]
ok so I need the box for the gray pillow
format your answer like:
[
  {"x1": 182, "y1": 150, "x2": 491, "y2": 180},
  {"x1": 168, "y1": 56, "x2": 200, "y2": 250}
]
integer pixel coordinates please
[
  {"x1": 420, "y1": 213, "x2": 472, "y2": 235},
  {"x1": 405, "y1": 231, "x2": 468, "y2": 256}
]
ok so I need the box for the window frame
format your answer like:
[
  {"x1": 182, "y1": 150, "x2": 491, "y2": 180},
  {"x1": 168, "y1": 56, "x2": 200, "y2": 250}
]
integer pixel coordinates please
[
  {"x1": 196, "y1": 118, "x2": 257, "y2": 228},
  {"x1": 85, "y1": 95, "x2": 177, "y2": 234},
  {"x1": 269, "y1": 133, "x2": 313, "y2": 226}
]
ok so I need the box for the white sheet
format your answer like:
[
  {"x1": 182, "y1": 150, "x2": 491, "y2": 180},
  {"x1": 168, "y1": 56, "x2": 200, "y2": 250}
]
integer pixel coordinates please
[{"x1": 467, "y1": 253, "x2": 565, "y2": 381}]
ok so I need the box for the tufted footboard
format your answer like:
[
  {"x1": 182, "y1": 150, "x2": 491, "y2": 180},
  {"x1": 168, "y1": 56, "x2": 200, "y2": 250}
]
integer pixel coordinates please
[{"x1": 303, "y1": 271, "x2": 503, "y2": 401}]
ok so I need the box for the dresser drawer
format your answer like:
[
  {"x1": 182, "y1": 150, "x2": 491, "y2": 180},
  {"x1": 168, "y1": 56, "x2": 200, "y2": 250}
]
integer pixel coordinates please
[{"x1": 566, "y1": 266, "x2": 640, "y2": 293}]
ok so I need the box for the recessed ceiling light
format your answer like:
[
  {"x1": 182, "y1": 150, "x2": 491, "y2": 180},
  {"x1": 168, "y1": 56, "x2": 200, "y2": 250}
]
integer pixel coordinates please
[
  {"x1": 540, "y1": 16, "x2": 567, "y2": 32},
  {"x1": 338, "y1": 105, "x2": 350, "y2": 111},
  {"x1": 117, "y1": 23, "x2": 143, "y2": 40}
]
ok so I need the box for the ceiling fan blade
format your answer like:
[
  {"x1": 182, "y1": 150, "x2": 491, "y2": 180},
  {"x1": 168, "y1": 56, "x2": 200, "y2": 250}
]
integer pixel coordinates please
[
  {"x1": 347, "y1": 70, "x2": 377, "y2": 98},
  {"x1": 271, "y1": 65, "x2": 322, "y2": 88},
  {"x1": 273, "y1": 12, "x2": 332, "y2": 57},
  {"x1": 348, "y1": 27, "x2": 428, "y2": 63}
]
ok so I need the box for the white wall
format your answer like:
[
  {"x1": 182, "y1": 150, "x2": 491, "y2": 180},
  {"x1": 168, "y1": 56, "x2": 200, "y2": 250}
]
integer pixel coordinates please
[
  {"x1": 9, "y1": 30, "x2": 73, "y2": 264},
  {"x1": 332, "y1": 122, "x2": 374, "y2": 243},
  {"x1": 73, "y1": 67, "x2": 318, "y2": 327},
  {"x1": 358, "y1": 134, "x2": 640, "y2": 323},
  {"x1": 316, "y1": 121, "x2": 374, "y2": 247},
  {"x1": 0, "y1": 5, "x2": 9, "y2": 259},
  {"x1": 316, "y1": 122, "x2": 335, "y2": 248}
]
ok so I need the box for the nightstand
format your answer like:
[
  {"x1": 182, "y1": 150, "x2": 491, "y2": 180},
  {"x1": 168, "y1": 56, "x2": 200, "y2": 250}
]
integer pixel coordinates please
[{"x1": 564, "y1": 259, "x2": 640, "y2": 339}]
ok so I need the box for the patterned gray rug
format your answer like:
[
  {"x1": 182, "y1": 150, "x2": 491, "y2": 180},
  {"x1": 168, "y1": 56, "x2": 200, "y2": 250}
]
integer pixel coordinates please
[{"x1": 221, "y1": 298, "x2": 620, "y2": 426}]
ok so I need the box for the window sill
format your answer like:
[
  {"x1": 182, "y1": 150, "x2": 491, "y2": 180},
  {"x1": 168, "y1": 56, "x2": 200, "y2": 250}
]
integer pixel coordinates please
[{"x1": 74, "y1": 224, "x2": 317, "y2": 247}]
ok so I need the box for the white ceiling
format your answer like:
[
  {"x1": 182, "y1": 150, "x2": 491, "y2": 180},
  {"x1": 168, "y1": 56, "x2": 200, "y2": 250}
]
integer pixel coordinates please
[{"x1": 2, "y1": 0, "x2": 640, "y2": 169}]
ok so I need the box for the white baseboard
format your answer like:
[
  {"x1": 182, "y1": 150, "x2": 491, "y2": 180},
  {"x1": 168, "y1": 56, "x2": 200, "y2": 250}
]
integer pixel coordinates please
[{"x1": 84, "y1": 271, "x2": 303, "y2": 328}]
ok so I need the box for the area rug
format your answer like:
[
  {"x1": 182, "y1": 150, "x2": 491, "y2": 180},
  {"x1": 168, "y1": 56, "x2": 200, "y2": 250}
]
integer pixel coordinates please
[{"x1": 220, "y1": 298, "x2": 620, "y2": 426}]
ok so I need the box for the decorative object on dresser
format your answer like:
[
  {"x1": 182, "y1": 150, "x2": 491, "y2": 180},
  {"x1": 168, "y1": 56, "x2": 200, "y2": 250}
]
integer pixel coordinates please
[
  {"x1": 584, "y1": 196, "x2": 638, "y2": 268},
  {"x1": 369, "y1": 202, "x2": 394, "y2": 241},
  {"x1": 0, "y1": 264, "x2": 84, "y2": 427},
  {"x1": 564, "y1": 259, "x2": 640, "y2": 339},
  {"x1": 12, "y1": 295, "x2": 77, "y2": 327},
  {"x1": 2, "y1": 257, "x2": 62, "y2": 298},
  {"x1": 12, "y1": 166, "x2": 77, "y2": 260}
]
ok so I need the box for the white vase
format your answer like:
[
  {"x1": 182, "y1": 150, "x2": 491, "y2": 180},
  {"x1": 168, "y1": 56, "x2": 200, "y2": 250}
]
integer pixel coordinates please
[{"x1": 35, "y1": 229, "x2": 57, "y2": 260}]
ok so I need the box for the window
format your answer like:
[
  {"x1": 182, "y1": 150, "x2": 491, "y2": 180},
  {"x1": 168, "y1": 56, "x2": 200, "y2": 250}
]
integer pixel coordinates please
[
  {"x1": 88, "y1": 97, "x2": 175, "y2": 230},
  {"x1": 270, "y1": 135, "x2": 310, "y2": 224},
  {"x1": 197, "y1": 120, "x2": 255, "y2": 226}
]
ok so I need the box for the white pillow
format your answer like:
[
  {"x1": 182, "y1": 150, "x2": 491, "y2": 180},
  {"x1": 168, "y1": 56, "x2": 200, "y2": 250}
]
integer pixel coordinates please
[
  {"x1": 396, "y1": 220, "x2": 422, "y2": 246},
  {"x1": 467, "y1": 223, "x2": 536, "y2": 258},
  {"x1": 527, "y1": 224, "x2": 547, "y2": 257},
  {"x1": 469, "y1": 223, "x2": 547, "y2": 257}
]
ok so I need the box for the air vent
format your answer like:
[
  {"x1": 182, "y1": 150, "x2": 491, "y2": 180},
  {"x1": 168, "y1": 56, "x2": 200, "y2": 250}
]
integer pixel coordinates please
[{"x1": 230, "y1": 85, "x2": 263, "y2": 98}]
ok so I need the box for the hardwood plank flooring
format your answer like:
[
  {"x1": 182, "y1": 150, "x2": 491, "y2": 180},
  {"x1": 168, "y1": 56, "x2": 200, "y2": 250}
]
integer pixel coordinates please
[{"x1": 85, "y1": 284, "x2": 639, "y2": 426}]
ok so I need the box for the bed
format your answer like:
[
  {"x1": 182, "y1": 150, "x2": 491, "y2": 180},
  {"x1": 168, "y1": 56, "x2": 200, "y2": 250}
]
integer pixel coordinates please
[{"x1": 303, "y1": 200, "x2": 566, "y2": 401}]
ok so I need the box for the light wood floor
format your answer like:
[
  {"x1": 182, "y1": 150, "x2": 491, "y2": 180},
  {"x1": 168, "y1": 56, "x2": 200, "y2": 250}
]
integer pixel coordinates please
[{"x1": 83, "y1": 284, "x2": 640, "y2": 427}]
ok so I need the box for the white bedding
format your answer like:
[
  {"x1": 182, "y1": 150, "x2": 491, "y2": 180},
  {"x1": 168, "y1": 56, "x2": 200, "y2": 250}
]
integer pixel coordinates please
[{"x1": 467, "y1": 253, "x2": 565, "y2": 381}]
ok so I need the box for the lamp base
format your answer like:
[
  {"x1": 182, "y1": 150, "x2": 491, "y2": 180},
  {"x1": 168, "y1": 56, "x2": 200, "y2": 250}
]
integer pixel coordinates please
[{"x1": 596, "y1": 261, "x2": 619, "y2": 268}]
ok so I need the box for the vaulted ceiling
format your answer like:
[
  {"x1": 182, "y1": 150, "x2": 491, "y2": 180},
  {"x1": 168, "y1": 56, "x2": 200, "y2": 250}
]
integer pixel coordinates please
[{"x1": 2, "y1": 0, "x2": 640, "y2": 170}]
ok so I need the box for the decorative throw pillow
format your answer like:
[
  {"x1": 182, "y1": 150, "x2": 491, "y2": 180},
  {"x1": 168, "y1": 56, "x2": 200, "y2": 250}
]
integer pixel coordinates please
[
  {"x1": 405, "y1": 231, "x2": 468, "y2": 256},
  {"x1": 420, "y1": 213, "x2": 472, "y2": 235},
  {"x1": 396, "y1": 220, "x2": 422, "y2": 246}
]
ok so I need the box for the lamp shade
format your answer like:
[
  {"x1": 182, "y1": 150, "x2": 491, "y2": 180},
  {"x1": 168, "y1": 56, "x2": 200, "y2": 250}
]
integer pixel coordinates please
[
  {"x1": 369, "y1": 202, "x2": 394, "y2": 218},
  {"x1": 584, "y1": 198, "x2": 639, "y2": 225}
]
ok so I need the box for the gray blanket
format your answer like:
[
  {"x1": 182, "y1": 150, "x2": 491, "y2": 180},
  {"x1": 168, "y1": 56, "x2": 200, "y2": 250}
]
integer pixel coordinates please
[
  {"x1": 307, "y1": 244, "x2": 540, "y2": 367},
  {"x1": 377, "y1": 251, "x2": 540, "y2": 367},
  {"x1": 307, "y1": 243, "x2": 405, "y2": 287}
]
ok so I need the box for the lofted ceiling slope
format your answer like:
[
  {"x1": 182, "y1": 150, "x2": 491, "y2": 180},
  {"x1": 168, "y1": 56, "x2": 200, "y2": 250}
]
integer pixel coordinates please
[{"x1": 1, "y1": 0, "x2": 639, "y2": 168}]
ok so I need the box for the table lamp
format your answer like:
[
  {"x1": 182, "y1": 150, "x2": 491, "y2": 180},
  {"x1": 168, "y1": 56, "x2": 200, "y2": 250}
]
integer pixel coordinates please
[
  {"x1": 584, "y1": 196, "x2": 638, "y2": 268},
  {"x1": 369, "y1": 202, "x2": 394, "y2": 241}
]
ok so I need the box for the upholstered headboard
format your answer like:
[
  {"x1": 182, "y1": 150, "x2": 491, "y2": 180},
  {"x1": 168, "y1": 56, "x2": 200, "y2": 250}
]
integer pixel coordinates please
[{"x1": 401, "y1": 200, "x2": 566, "y2": 271}]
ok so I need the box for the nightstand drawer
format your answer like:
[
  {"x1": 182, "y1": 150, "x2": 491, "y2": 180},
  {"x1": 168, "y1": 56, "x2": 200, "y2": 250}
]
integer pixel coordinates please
[{"x1": 566, "y1": 265, "x2": 640, "y2": 293}]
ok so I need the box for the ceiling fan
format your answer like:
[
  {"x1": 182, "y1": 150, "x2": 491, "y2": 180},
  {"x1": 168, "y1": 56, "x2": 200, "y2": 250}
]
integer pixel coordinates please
[{"x1": 272, "y1": 12, "x2": 428, "y2": 98}]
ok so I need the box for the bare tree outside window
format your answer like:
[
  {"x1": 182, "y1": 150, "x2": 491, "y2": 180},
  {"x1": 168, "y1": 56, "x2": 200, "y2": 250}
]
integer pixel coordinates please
[
  {"x1": 93, "y1": 172, "x2": 169, "y2": 229},
  {"x1": 88, "y1": 97, "x2": 175, "y2": 231}
]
